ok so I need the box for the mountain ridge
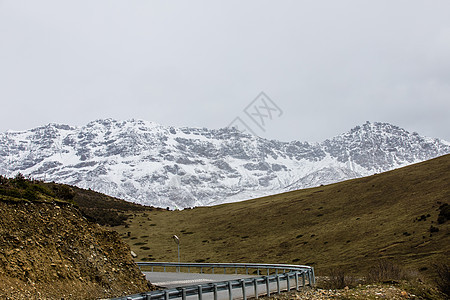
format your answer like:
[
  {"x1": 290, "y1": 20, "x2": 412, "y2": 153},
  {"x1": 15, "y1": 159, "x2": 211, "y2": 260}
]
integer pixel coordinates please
[{"x1": 1, "y1": 119, "x2": 449, "y2": 208}]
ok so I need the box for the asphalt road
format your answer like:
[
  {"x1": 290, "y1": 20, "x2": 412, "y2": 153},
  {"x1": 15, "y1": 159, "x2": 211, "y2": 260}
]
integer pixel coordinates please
[
  {"x1": 144, "y1": 272, "x2": 256, "y2": 289},
  {"x1": 143, "y1": 271, "x2": 297, "y2": 300}
]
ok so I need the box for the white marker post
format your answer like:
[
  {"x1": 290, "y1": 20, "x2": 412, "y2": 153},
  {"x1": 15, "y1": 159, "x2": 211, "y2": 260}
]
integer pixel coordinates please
[{"x1": 172, "y1": 235, "x2": 180, "y2": 272}]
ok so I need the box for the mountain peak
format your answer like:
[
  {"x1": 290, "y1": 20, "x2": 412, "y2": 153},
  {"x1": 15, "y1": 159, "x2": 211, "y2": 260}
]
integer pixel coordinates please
[{"x1": 344, "y1": 121, "x2": 408, "y2": 137}]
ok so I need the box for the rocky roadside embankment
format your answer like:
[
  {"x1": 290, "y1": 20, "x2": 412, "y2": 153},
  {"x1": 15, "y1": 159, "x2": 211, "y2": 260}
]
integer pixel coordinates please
[
  {"x1": 265, "y1": 285, "x2": 418, "y2": 299},
  {"x1": 0, "y1": 199, "x2": 153, "y2": 299}
]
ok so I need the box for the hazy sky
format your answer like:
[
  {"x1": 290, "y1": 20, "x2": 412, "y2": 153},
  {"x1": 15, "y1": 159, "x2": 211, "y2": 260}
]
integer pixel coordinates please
[{"x1": 1, "y1": 1, "x2": 449, "y2": 142}]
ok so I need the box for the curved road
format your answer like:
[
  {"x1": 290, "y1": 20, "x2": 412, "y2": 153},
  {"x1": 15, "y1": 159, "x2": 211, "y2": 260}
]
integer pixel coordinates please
[
  {"x1": 143, "y1": 271, "x2": 297, "y2": 299},
  {"x1": 144, "y1": 272, "x2": 256, "y2": 289}
]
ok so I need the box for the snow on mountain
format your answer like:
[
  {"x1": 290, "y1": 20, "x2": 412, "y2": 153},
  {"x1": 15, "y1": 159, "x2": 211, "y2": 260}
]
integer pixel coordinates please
[{"x1": 1, "y1": 119, "x2": 449, "y2": 208}]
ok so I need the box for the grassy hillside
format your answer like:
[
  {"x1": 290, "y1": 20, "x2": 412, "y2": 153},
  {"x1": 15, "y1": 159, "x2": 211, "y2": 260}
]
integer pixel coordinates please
[{"x1": 113, "y1": 154, "x2": 450, "y2": 276}]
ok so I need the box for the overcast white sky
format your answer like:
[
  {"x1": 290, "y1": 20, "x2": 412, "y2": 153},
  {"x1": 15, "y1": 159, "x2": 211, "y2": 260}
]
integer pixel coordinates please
[{"x1": 0, "y1": 1, "x2": 449, "y2": 142}]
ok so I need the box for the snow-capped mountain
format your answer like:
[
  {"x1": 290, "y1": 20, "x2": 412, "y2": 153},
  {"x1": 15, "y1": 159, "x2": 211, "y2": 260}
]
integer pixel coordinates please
[{"x1": 1, "y1": 119, "x2": 449, "y2": 208}]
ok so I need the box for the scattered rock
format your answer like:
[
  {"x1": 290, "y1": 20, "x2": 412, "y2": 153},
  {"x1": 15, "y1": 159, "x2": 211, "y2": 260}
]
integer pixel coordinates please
[{"x1": 0, "y1": 200, "x2": 154, "y2": 299}]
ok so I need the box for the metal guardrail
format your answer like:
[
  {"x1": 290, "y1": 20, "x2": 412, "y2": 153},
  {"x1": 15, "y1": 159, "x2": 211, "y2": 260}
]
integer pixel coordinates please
[{"x1": 113, "y1": 262, "x2": 315, "y2": 300}]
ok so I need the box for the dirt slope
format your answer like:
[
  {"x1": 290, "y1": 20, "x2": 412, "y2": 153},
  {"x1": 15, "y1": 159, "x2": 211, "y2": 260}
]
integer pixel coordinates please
[{"x1": 0, "y1": 198, "x2": 152, "y2": 299}]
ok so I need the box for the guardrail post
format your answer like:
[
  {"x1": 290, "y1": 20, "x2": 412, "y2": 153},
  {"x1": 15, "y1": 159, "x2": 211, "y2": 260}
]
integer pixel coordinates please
[
  {"x1": 265, "y1": 276, "x2": 270, "y2": 297},
  {"x1": 213, "y1": 283, "x2": 218, "y2": 300},
  {"x1": 164, "y1": 290, "x2": 169, "y2": 300},
  {"x1": 267, "y1": 268, "x2": 269, "y2": 276},
  {"x1": 276, "y1": 275, "x2": 280, "y2": 294},
  {"x1": 198, "y1": 285, "x2": 203, "y2": 300},
  {"x1": 245, "y1": 267, "x2": 248, "y2": 275},
  {"x1": 295, "y1": 272, "x2": 299, "y2": 291},
  {"x1": 241, "y1": 279, "x2": 246, "y2": 300},
  {"x1": 182, "y1": 288, "x2": 187, "y2": 300},
  {"x1": 302, "y1": 272, "x2": 305, "y2": 287},
  {"x1": 253, "y1": 278, "x2": 258, "y2": 299},
  {"x1": 286, "y1": 274, "x2": 290, "y2": 292},
  {"x1": 228, "y1": 281, "x2": 232, "y2": 300},
  {"x1": 146, "y1": 293, "x2": 152, "y2": 300},
  {"x1": 200, "y1": 267, "x2": 203, "y2": 273},
  {"x1": 311, "y1": 267, "x2": 316, "y2": 285}
]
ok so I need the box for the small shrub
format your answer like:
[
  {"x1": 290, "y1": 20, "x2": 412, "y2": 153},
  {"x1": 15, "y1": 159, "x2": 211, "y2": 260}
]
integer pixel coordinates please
[
  {"x1": 142, "y1": 257, "x2": 156, "y2": 261},
  {"x1": 13, "y1": 173, "x2": 28, "y2": 188},
  {"x1": 430, "y1": 225, "x2": 439, "y2": 233},
  {"x1": 366, "y1": 260, "x2": 406, "y2": 282},
  {"x1": 434, "y1": 263, "x2": 450, "y2": 297},
  {"x1": 80, "y1": 207, "x2": 128, "y2": 226},
  {"x1": 53, "y1": 185, "x2": 75, "y2": 200},
  {"x1": 0, "y1": 175, "x2": 8, "y2": 185},
  {"x1": 437, "y1": 204, "x2": 449, "y2": 224},
  {"x1": 322, "y1": 268, "x2": 356, "y2": 289}
]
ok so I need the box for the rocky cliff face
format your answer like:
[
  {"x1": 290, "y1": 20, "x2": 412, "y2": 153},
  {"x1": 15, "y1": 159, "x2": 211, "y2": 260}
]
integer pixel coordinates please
[{"x1": 1, "y1": 119, "x2": 449, "y2": 208}]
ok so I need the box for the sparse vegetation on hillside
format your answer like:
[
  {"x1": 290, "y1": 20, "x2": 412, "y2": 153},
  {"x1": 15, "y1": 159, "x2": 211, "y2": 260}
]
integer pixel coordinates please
[
  {"x1": 0, "y1": 174, "x2": 156, "y2": 226},
  {"x1": 46, "y1": 181, "x2": 158, "y2": 226},
  {"x1": 0, "y1": 173, "x2": 68, "y2": 203}
]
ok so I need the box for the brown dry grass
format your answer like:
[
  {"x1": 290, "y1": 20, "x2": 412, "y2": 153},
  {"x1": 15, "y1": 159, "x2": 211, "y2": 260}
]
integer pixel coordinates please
[{"x1": 112, "y1": 155, "x2": 450, "y2": 277}]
